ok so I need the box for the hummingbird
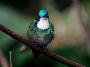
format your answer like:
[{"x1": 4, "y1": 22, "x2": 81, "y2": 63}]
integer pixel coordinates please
[{"x1": 20, "y1": 9, "x2": 54, "y2": 59}]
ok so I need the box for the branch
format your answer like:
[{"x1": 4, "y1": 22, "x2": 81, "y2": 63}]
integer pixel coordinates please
[{"x1": 0, "y1": 24, "x2": 85, "y2": 67}]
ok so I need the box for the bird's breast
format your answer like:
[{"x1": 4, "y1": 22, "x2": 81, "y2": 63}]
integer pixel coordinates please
[{"x1": 37, "y1": 18, "x2": 49, "y2": 30}]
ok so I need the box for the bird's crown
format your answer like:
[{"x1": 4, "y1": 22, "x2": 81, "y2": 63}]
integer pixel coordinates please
[{"x1": 38, "y1": 9, "x2": 48, "y2": 17}]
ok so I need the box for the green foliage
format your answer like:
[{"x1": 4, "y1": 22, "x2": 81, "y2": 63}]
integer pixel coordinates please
[{"x1": 80, "y1": 0, "x2": 90, "y2": 5}]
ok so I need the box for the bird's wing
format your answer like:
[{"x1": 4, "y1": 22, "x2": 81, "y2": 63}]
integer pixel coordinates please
[
  {"x1": 44, "y1": 22, "x2": 54, "y2": 44},
  {"x1": 27, "y1": 19, "x2": 38, "y2": 40},
  {"x1": 50, "y1": 22, "x2": 54, "y2": 34}
]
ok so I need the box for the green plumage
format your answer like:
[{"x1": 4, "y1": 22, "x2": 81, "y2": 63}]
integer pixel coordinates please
[{"x1": 27, "y1": 19, "x2": 54, "y2": 47}]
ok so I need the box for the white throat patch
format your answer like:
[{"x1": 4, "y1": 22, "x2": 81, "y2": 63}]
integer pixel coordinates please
[{"x1": 37, "y1": 18, "x2": 49, "y2": 30}]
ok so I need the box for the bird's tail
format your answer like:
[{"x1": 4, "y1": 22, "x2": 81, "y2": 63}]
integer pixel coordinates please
[{"x1": 32, "y1": 49, "x2": 40, "y2": 60}]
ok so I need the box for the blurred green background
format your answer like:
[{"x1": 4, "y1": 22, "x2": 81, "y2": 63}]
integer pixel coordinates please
[{"x1": 0, "y1": 0, "x2": 90, "y2": 67}]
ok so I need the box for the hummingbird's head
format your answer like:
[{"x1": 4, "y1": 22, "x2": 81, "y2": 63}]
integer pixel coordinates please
[
  {"x1": 37, "y1": 9, "x2": 49, "y2": 30},
  {"x1": 38, "y1": 9, "x2": 48, "y2": 18}
]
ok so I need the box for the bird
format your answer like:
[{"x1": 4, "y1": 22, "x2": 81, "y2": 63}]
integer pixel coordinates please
[{"x1": 20, "y1": 9, "x2": 54, "y2": 59}]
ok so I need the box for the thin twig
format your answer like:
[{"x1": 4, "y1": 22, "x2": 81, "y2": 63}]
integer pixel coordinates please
[
  {"x1": 9, "y1": 51, "x2": 12, "y2": 67},
  {"x1": 0, "y1": 24, "x2": 85, "y2": 67}
]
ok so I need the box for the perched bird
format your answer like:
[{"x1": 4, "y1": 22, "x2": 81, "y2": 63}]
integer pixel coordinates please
[{"x1": 20, "y1": 9, "x2": 54, "y2": 59}]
